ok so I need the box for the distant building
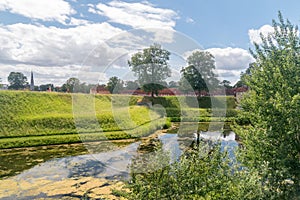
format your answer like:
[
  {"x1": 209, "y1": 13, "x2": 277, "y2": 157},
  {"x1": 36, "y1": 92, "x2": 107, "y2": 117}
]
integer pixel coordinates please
[{"x1": 30, "y1": 71, "x2": 34, "y2": 91}]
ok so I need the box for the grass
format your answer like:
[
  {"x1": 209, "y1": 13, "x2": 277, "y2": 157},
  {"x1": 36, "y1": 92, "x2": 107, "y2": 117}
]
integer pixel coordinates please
[
  {"x1": 0, "y1": 117, "x2": 167, "y2": 149},
  {"x1": 0, "y1": 90, "x2": 237, "y2": 148},
  {"x1": 0, "y1": 91, "x2": 155, "y2": 137}
]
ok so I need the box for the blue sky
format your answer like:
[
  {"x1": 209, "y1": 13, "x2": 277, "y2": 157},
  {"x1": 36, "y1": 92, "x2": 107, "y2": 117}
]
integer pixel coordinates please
[{"x1": 0, "y1": 0, "x2": 300, "y2": 86}]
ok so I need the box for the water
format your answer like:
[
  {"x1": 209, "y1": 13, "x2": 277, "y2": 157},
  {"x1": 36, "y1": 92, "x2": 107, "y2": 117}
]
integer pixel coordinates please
[{"x1": 0, "y1": 130, "x2": 238, "y2": 199}]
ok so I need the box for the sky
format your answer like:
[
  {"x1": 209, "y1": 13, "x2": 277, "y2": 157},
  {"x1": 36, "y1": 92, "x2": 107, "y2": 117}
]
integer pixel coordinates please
[{"x1": 0, "y1": 0, "x2": 300, "y2": 86}]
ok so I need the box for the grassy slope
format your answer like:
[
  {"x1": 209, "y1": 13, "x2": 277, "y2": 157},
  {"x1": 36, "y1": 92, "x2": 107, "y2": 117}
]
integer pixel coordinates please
[
  {"x1": 0, "y1": 91, "x2": 166, "y2": 148},
  {"x1": 0, "y1": 91, "x2": 237, "y2": 148}
]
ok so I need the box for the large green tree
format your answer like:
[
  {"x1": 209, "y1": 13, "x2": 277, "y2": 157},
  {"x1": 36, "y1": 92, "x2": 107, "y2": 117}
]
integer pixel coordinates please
[
  {"x1": 128, "y1": 44, "x2": 171, "y2": 97},
  {"x1": 235, "y1": 12, "x2": 300, "y2": 198},
  {"x1": 107, "y1": 76, "x2": 124, "y2": 94},
  {"x1": 180, "y1": 51, "x2": 219, "y2": 95},
  {"x1": 61, "y1": 77, "x2": 80, "y2": 93},
  {"x1": 7, "y1": 72, "x2": 27, "y2": 90}
]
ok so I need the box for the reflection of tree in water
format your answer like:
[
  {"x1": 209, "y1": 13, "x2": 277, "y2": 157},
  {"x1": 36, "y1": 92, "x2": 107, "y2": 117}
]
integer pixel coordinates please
[
  {"x1": 68, "y1": 159, "x2": 105, "y2": 178},
  {"x1": 173, "y1": 122, "x2": 233, "y2": 151}
]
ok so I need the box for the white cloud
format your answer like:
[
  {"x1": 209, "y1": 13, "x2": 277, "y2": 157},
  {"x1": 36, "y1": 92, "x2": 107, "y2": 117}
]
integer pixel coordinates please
[
  {"x1": 248, "y1": 24, "x2": 274, "y2": 45},
  {"x1": 67, "y1": 17, "x2": 90, "y2": 26},
  {"x1": 88, "y1": 7, "x2": 97, "y2": 14},
  {"x1": 92, "y1": 1, "x2": 178, "y2": 29},
  {"x1": 0, "y1": 63, "x2": 108, "y2": 86},
  {"x1": 0, "y1": 22, "x2": 124, "y2": 66},
  {"x1": 0, "y1": 0, "x2": 75, "y2": 24},
  {"x1": 209, "y1": 47, "x2": 254, "y2": 83},
  {"x1": 186, "y1": 17, "x2": 195, "y2": 24},
  {"x1": 207, "y1": 47, "x2": 254, "y2": 70},
  {"x1": 0, "y1": 22, "x2": 129, "y2": 85}
]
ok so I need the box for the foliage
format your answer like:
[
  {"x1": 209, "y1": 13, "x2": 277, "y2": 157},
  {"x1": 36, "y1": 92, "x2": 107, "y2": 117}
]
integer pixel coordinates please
[
  {"x1": 61, "y1": 77, "x2": 80, "y2": 93},
  {"x1": 107, "y1": 76, "x2": 124, "y2": 94},
  {"x1": 234, "y1": 63, "x2": 253, "y2": 88},
  {"x1": 180, "y1": 51, "x2": 219, "y2": 94},
  {"x1": 144, "y1": 96, "x2": 236, "y2": 109},
  {"x1": 123, "y1": 143, "x2": 263, "y2": 200},
  {"x1": 220, "y1": 80, "x2": 232, "y2": 89},
  {"x1": 128, "y1": 44, "x2": 171, "y2": 97},
  {"x1": 234, "y1": 12, "x2": 300, "y2": 198},
  {"x1": 59, "y1": 78, "x2": 94, "y2": 93},
  {"x1": 125, "y1": 80, "x2": 140, "y2": 90},
  {"x1": 7, "y1": 72, "x2": 28, "y2": 90},
  {"x1": 39, "y1": 83, "x2": 54, "y2": 91}
]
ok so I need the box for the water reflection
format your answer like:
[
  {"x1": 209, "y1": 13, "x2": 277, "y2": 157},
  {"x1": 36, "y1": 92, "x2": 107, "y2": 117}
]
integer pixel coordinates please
[
  {"x1": 0, "y1": 130, "x2": 238, "y2": 199},
  {"x1": 4, "y1": 131, "x2": 237, "y2": 182},
  {"x1": 159, "y1": 131, "x2": 237, "y2": 162}
]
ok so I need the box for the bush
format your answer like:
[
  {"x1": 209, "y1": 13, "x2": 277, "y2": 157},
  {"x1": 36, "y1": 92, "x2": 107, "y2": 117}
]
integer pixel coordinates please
[{"x1": 122, "y1": 143, "x2": 263, "y2": 200}]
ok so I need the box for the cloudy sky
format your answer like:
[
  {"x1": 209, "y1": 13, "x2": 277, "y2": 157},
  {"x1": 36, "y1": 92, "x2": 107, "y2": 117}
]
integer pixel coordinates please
[{"x1": 0, "y1": 0, "x2": 300, "y2": 86}]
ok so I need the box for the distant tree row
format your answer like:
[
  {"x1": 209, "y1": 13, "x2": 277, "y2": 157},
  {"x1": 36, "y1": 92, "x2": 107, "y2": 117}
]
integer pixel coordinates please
[{"x1": 5, "y1": 45, "x2": 247, "y2": 95}]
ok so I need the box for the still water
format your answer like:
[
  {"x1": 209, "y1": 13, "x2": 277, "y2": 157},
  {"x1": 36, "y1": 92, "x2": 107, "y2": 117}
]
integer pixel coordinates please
[{"x1": 0, "y1": 127, "x2": 237, "y2": 199}]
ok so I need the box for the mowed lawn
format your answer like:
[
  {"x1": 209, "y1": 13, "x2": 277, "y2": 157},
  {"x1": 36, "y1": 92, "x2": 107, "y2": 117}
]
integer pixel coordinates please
[
  {"x1": 0, "y1": 91, "x2": 165, "y2": 148},
  {"x1": 0, "y1": 91, "x2": 237, "y2": 148}
]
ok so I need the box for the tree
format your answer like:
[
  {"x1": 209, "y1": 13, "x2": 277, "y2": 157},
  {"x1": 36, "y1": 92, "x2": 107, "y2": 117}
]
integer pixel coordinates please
[
  {"x1": 7, "y1": 72, "x2": 27, "y2": 90},
  {"x1": 107, "y1": 76, "x2": 124, "y2": 94},
  {"x1": 180, "y1": 51, "x2": 219, "y2": 95},
  {"x1": 235, "y1": 12, "x2": 300, "y2": 198},
  {"x1": 61, "y1": 77, "x2": 80, "y2": 93},
  {"x1": 39, "y1": 84, "x2": 54, "y2": 91},
  {"x1": 220, "y1": 80, "x2": 232, "y2": 89},
  {"x1": 128, "y1": 44, "x2": 171, "y2": 97},
  {"x1": 179, "y1": 65, "x2": 206, "y2": 95},
  {"x1": 125, "y1": 80, "x2": 139, "y2": 90}
]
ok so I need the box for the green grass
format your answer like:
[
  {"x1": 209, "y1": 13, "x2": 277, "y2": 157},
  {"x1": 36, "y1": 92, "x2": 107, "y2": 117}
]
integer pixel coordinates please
[
  {"x1": 0, "y1": 118, "x2": 167, "y2": 149},
  {"x1": 0, "y1": 91, "x2": 155, "y2": 137},
  {"x1": 0, "y1": 91, "x2": 237, "y2": 148}
]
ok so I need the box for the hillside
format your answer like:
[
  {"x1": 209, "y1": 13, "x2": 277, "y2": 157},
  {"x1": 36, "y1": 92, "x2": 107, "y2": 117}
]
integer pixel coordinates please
[
  {"x1": 0, "y1": 91, "x2": 166, "y2": 148},
  {"x1": 0, "y1": 91, "x2": 237, "y2": 148}
]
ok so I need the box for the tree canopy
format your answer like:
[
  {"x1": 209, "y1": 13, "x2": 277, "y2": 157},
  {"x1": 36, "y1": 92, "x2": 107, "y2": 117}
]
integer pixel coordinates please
[
  {"x1": 235, "y1": 12, "x2": 300, "y2": 198},
  {"x1": 128, "y1": 44, "x2": 171, "y2": 97},
  {"x1": 180, "y1": 51, "x2": 219, "y2": 95},
  {"x1": 107, "y1": 76, "x2": 124, "y2": 94},
  {"x1": 7, "y1": 72, "x2": 27, "y2": 90},
  {"x1": 61, "y1": 77, "x2": 80, "y2": 93}
]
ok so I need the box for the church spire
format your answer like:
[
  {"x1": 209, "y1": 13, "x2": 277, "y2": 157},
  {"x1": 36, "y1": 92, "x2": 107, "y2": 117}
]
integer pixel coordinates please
[{"x1": 30, "y1": 71, "x2": 34, "y2": 91}]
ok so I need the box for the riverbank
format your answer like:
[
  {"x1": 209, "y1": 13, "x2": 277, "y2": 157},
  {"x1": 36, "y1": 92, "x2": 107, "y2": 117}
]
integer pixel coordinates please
[
  {"x1": 0, "y1": 91, "x2": 237, "y2": 149},
  {"x1": 0, "y1": 125, "x2": 237, "y2": 199}
]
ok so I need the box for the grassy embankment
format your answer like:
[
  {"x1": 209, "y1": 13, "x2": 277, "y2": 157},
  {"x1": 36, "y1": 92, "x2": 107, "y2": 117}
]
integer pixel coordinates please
[
  {"x1": 0, "y1": 91, "x2": 237, "y2": 149},
  {"x1": 0, "y1": 91, "x2": 165, "y2": 148},
  {"x1": 146, "y1": 95, "x2": 237, "y2": 122}
]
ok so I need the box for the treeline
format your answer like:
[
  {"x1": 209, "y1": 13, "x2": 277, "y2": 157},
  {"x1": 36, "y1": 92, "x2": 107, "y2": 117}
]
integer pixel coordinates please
[{"x1": 4, "y1": 45, "x2": 249, "y2": 94}]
